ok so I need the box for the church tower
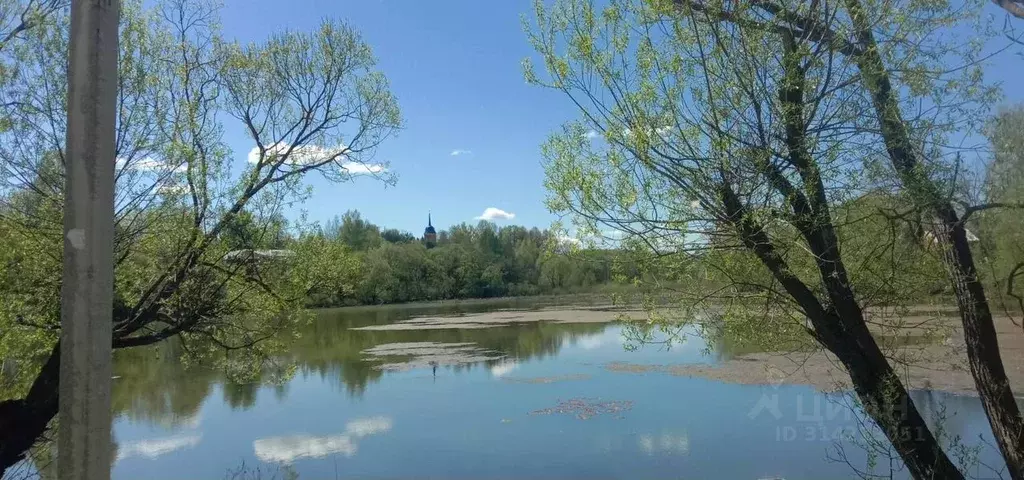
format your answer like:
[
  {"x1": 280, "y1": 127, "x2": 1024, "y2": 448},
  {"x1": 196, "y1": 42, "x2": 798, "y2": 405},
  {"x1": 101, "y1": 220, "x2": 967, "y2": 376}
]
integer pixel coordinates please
[{"x1": 423, "y1": 212, "x2": 437, "y2": 247}]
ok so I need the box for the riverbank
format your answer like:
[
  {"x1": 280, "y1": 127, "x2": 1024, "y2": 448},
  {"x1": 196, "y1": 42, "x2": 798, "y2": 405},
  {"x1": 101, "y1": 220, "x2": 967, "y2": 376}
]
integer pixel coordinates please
[
  {"x1": 331, "y1": 298, "x2": 1024, "y2": 396},
  {"x1": 350, "y1": 304, "x2": 647, "y2": 331},
  {"x1": 653, "y1": 310, "x2": 1024, "y2": 396}
]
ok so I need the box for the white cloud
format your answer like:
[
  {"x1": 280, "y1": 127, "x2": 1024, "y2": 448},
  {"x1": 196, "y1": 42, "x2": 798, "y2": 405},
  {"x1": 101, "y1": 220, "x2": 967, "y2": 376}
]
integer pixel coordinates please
[
  {"x1": 116, "y1": 434, "x2": 202, "y2": 461},
  {"x1": 253, "y1": 416, "x2": 393, "y2": 464},
  {"x1": 340, "y1": 161, "x2": 385, "y2": 175},
  {"x1": 621, "y1": 126, "x2": 673, "y2": 139},
  {"x1": 553, "y1": 235, "x2": 584, "y2": 254},
  {"x1": 156, "y1": 183, "x2": 188, "y2": 196},
  {"x1": 450, "y1": 149, "x2": 472, "y2": 156},
  {"x1": 475, "y1": 207, "x2": 515, "y2": 221},
  {"x1": 490, "y1": 361, "x2": 519, "y2": 377},
  {"x1": 583, "y1": 129, "x2": 599, "y2": 140},
  {"x1": 117, "y1": 156, "x2": 186, "y2": 174},
  {"x1": 556, "y1": 235, "x2": 582, "y2": 246},
  {"x1": 246, "y1": 143, "x2": 384, "y2": 176},
  {"x1": 247, "y1": 143, "x2": 349, "y2": 167}
]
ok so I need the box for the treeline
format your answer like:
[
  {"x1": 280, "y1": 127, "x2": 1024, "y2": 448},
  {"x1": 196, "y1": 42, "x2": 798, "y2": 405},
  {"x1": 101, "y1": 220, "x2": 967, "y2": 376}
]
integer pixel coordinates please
[{"x1": 226, "y1": 211, "x2": 646, "y2": 306}]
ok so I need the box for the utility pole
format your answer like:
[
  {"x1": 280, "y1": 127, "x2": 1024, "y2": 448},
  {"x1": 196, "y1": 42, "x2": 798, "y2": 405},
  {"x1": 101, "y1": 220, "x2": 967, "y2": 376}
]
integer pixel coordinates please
[{"x1": 60, "y1": 0, "x2": 119, "y2": 479}]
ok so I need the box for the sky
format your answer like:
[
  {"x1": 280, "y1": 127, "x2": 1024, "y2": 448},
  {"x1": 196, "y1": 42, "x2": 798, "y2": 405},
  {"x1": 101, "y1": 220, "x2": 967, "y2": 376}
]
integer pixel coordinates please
[
  {"x1": 211, "y1": 0, "x2": 1024, "y2": 236},
  {"x1": 214, "y1": 0, "x2": 581, "y2": 235}
]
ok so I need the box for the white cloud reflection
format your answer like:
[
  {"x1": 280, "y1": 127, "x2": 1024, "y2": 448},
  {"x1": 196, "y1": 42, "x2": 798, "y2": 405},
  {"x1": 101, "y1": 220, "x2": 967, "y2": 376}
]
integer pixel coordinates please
[
  {"x1": 253, "y1": 416, "x2": 393, "y2": 464},
  {"x1": 638, "y1": 432, "x2": 689, "y2": 455},
  {"x1": 573, "y1": 329, "x2": 626, "y2": 351},
  {"x1": 577, "y1": 333, "x2": 606, "y2": 350},
  {"x1": 490, "y1": 361, "x2": 519, "y2": 377},
  {"x1": 116, "y1": 434, "x2": 202, "y2": 461}
]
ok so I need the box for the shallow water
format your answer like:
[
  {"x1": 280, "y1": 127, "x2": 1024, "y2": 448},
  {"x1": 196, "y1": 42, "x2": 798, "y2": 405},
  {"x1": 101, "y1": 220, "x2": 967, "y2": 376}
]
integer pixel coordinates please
[{"x1": 108, "y1": 299, "x2": 1010, "y2": 480}]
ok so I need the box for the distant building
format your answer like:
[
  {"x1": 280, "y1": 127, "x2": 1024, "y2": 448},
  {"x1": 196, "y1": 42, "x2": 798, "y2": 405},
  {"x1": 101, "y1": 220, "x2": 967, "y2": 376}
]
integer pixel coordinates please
[{"x1": 423, "y1": 213, "x2": 437, "y2": 247}]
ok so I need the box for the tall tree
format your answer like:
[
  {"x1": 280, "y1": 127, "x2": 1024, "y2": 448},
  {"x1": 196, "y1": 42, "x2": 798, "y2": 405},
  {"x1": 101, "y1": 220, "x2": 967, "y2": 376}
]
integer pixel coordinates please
[
  {"x1": 335, "y1": 210, "x2": 382, "y2": 251},
  {"x1": 981, "y1": 106, "x2": 1024, "y2": 314},
  {"x1": 0, "y1": 0, "x2": 400, "y2": 472},
  {"x1": 665, "y1": 1, "x2": 1024, "y2": 477},
  {"x1": 525, "y1": 0, "x2": 1004, "y2": 477}
]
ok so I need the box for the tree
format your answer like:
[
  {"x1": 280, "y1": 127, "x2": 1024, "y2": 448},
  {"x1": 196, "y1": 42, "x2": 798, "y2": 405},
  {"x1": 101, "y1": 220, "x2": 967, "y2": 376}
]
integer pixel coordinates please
[
  {"x1": 334, "y1": 210, "x2": 383, "y2": 251},
  {"x1": 673, "y1": 1, "x2": 1024, "y2": 477},
  {"x1": 0, "y1": 0, "x2": 400, "y2": 472},
  {"x1": 380, "y1": 228, "x2": 415, "y2": 244},
  {"x1": 220, "y1": 210, "x2": 288, "y2": 251},
  {"x1": 524, "y1": 0, "x2": 1006, "y2": 477},
  {"x1": 981, "y1": 106, "x2": 1024, "y2": 315}
]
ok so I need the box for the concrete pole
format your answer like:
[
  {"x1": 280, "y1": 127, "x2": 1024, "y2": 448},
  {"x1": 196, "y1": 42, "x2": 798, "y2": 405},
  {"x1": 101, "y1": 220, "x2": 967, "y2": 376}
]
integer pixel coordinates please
[{"x1": 59, "y1": 0, "x2": 119, "y2": 479}]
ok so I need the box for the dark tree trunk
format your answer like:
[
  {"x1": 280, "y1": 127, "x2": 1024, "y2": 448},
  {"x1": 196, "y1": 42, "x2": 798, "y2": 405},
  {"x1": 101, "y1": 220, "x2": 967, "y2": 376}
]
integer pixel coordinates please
[
  {"x1": 821, "y1": 310, "x2": 966, "y2": 479},
  {"x1": 721, "y1": 177, "x2": 966, "y2": 479},
  {"x1": 0, "y1": 344, "x2": 60, "y2": 477},
  {"x1": 936, "y1": 214, "x2": 1024, "y2": 477},
  {"x1": 840, "y1": 0, "x2": 1024, "y2": 475}
]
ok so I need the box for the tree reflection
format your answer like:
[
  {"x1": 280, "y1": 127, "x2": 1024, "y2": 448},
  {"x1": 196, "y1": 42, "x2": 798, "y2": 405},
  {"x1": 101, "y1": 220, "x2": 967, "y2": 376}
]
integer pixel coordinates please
[
  {"x1": 112, "y1": 340, "x2": 215, "y2": 427},
  {"x1": 111, "y1": 302, "x2": 609, "y2": 426}
]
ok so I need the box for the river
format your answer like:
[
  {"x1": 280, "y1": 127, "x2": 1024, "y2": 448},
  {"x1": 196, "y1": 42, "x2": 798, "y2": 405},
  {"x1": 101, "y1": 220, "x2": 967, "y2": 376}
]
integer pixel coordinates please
[{"x1": 107, "y1": 298, "x2": 1010, "y2": 479}]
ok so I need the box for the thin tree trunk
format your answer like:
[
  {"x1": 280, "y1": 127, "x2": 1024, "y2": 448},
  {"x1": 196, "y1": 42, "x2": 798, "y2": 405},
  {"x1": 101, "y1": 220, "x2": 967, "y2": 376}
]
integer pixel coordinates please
[{"x1": 0, "y1": 344, "x2": 61, "y2": 476}]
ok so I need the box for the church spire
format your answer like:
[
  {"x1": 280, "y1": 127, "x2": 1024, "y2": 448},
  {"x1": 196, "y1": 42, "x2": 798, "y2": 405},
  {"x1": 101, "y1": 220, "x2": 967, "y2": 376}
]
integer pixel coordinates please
[{"x1": 424, "y1": 211, "x2": 437, "y2": 247}]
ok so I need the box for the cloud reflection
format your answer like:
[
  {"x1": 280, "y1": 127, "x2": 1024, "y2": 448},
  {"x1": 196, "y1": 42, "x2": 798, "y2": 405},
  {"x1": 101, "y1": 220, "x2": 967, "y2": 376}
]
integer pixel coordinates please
[
  {"x1": 574, "y1": 329, "x2": 627, "y2": 351},
  {"x1": 116, "y1": 434, "x2": 202, "y2": 461},
  {"x1": 254, "y1": 416, "x2": 393, "y2": 464},
  {"x1": 577, "y1": 334, "x2": 606, "y2": 350},
  {"x1": 490, "y1": 361, "x2": 518, "y2": 377},
  {"x1": 638, "y1": 432, "x2": 689, "y2": 455}
]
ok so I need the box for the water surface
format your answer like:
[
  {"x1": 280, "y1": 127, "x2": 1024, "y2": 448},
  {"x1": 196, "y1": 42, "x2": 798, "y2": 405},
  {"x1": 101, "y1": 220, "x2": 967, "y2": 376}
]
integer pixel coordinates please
[{"x1": 109, "y1": 299, "x2": 1010, "y2": 479}]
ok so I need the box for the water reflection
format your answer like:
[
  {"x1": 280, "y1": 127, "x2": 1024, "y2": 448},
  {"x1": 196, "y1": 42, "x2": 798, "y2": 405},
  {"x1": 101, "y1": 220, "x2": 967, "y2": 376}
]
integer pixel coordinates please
[
  {"x1": 489, "y1": 360, "x2": 519, "y2": 377},
  {"x1": 575, "y1": 333, "x2": 607, "y2": 350},
  {"x1": 116, "y1": 434, "x2": 202, "y2": 461},
  {"x1": 637, "y1": 432, "x2": 690, "y2": 455},
  {"x1": 112, "y1": 300, "x2": 611, "y2": 426},
  {"x1": 253, "y1": 417, "x2": 393, "y2": 464},
  {"x1": 105, "y1": 300, "x2": 1014, "y2": 480}
]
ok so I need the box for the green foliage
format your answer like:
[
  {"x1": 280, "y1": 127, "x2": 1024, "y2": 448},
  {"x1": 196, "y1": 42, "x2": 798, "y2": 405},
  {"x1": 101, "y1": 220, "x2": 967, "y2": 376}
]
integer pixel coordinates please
[
  {"x1": 522, "y1": 0, "x2": 991, "y2": 320},
  {"x1": 111, "y1": 301, "x2": 609, "y2": 413},
  {"x1": 221, "y1": 210, "x2": 288, "y2": 251},
  {"x1": 979, "y1": 106, "x2": 1024, "y2": 305},
  {"x1": 0, "y1": 0, "x2": 400, "y2": 405},
  {"x1": 291, "y1": 212, "x2": 647, "y2": 306},
  {"x1": 329, "y1": 210, "x2": 383, "y2": 251}
]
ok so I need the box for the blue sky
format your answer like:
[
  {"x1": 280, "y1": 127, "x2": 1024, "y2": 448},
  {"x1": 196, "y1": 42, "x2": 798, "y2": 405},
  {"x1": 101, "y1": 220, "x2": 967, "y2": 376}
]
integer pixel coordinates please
[
  {"x1": 213, "y1": 0, "x2": 1024, "y2": 236},
  {"x1": 216, "y1": 0, "x2": 581, "y2": 235}
]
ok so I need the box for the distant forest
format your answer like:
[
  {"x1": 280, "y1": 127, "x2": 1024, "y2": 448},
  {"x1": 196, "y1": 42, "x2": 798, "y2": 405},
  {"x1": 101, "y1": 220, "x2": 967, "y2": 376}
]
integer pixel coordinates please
[{"x1": 222, "y1": 210, "x2": 649, "y2": 306}]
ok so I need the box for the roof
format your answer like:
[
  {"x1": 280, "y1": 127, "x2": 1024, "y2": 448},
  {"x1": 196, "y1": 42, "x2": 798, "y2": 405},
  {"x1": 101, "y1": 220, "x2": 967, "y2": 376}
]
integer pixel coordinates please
[{"x1": 424, "y1": 213, "x2": 436, "y2": 235}]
